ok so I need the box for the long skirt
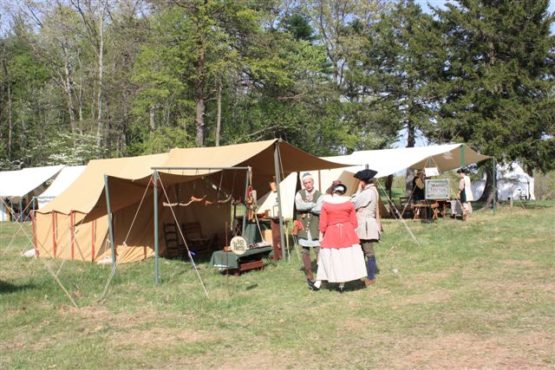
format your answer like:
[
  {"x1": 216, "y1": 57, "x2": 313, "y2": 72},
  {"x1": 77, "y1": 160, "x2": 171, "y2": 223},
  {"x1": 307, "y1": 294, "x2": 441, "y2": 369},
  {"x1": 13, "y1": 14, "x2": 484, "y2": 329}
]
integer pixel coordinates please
[{"x1": 316, "y1": 245, "x2": 367, "y2": 283}]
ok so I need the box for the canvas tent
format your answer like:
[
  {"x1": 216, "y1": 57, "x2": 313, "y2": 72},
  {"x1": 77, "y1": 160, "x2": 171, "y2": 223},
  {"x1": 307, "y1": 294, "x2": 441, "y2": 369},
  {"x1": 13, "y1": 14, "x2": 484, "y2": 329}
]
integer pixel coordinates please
[
  {"x1": 471, "y1": 162, "x2": 534, "y2": 201},
  {"x1": 34, "y1": 140, "x2": 347, "y2": 264},
  {"x1": 257, "y1": 144, "x2": 490, "y2": 220},
  {"x1": 0, "y1": 165, "x2": 64, "y2": 221},
  {"x1": 321, "y1": 144, "x2": 490, "y2": 179},
  {"x1": 36, "y1": 166, "x2": 86, "y2": 209}
]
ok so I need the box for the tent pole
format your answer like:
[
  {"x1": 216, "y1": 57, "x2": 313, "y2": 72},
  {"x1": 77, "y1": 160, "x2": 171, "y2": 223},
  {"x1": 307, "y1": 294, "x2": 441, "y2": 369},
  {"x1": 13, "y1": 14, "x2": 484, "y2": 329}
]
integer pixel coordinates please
[
  {"x1": 104, "y1": 175, "x2": 117, "y2": 271},
  {"x1": 153, "y1": 171, "x2": 160, "y2": 284},
  {"x1": 460, "y1": 145, "x2": 466, "y2": 168},
  {"x1": 492, "y1": 158, "x2": 497, "y2": 214},
  {"x1": 242, "y1": 169, "x2": 249, "y2": 237},
  {"x1": 273, "y1": 141, "x2": 286, "y2": 261}
]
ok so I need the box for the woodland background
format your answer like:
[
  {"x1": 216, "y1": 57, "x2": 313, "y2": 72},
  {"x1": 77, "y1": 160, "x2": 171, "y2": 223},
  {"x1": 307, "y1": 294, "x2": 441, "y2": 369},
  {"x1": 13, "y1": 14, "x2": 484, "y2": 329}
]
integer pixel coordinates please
[{"x1": 0, "y1": 0, "x2": 554, "y2": 178}]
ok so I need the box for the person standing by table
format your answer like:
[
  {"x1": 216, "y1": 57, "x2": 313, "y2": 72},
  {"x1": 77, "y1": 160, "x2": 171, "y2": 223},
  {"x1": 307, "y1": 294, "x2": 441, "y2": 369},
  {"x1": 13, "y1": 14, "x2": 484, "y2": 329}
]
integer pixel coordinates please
[
  {"x1": 311, "y1": 182, "x2": 367, "y2": 293},
  {"x1": 412, "y1": 169, "x2": 426, "y2": 202},
  {"x1": 351, "y1": 169, "x2": 382, "y2": 286},
  {"x1": 294, "y1": 172, "x2": 322, "y2": 289},
  {"x1": 457, "y1": 168, "x2": 473, "y2": 220}
]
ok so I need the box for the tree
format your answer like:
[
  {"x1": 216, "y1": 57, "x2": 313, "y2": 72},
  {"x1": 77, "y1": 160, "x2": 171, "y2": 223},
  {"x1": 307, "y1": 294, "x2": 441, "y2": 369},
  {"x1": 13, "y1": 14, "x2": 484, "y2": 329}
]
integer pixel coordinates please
[
  {"x1": 430, "y1": 0, "x2": 555, "y2": 175},
  {"x1": 343, "y1": 0, "x2": 439, "y2": 151}
]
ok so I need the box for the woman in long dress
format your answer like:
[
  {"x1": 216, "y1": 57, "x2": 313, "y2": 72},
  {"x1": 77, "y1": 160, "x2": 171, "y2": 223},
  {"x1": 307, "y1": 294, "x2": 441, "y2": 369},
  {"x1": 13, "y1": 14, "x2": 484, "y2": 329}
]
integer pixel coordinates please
[{"x1": 311, "y1": 182, "x2": 368, "y2": 292}]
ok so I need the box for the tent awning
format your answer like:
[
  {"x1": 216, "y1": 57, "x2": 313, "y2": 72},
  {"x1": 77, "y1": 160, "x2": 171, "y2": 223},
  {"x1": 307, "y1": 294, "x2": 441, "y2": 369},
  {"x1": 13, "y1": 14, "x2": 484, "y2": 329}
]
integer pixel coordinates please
[
  {"x1": 0, "y1": 165, "x2": 64, "y2": 198},
  {"x1": 324, "y1": 144, "x2": 490, "y2": 178},
  {"x1": 37, "y1": 140, "x2": 349, "y2": 217},
  {"x1": 37, "y1": 154, "x2": 168, "y2": 215}
]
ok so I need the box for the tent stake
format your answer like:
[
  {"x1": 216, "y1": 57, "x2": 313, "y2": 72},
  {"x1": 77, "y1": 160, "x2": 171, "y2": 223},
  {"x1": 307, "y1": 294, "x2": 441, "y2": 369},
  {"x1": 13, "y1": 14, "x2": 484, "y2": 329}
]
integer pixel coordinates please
[{"x1": 153, "y1": 171, "x2": 160, "y2": 284}]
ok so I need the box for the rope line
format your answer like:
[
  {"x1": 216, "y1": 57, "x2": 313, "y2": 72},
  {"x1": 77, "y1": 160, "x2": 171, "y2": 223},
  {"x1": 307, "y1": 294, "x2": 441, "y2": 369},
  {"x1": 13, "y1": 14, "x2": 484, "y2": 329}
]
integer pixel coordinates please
[{"x1": 157, "y1": 175, "x2": 209, "y2": 298}]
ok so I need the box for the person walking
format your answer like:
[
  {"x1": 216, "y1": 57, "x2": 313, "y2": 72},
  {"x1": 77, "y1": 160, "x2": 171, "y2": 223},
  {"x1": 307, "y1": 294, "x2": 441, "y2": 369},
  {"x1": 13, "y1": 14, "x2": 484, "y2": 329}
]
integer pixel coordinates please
[
  {"x1": 351, "y1": 169, "x2": 382, "y2": 286},
  {"x1": 294, "y1": 172, "x2": 322, "y2": 289},
  {"x1": 311, "y1": 181, "x2": 367, "y2": 293}
]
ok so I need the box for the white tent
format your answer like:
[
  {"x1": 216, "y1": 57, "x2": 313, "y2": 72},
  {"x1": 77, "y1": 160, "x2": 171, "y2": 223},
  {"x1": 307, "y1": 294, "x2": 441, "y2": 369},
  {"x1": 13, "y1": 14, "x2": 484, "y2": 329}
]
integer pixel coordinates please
[
  {"x1": 36, "y1": 166, "x2": 86, "y2": 209},
  {"x1": 471, "y1": 162, "x2": 534, "y2": 201},
  {"x1": 0, "y1": 165, "x2": 64, "y2": 199},
  {"x1": 322, "y1": 144, "x2": 490, "y2": 178},
  {"x1": 256, "y1": 168, "x2": 359, "y2": 220},
  {"x1": 257, "y1": 143, "x2": 490, "y2": 219},
  {"x1": 0, "y1": 165, "x2": 64, "y2": 221}
]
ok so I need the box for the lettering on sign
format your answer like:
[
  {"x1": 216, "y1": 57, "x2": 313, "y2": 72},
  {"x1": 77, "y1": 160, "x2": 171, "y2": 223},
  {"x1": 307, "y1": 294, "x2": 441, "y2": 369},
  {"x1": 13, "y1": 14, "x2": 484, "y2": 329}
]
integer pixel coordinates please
[{"x1": 425, "y1": 179, "x2": 450, "y2": 200}]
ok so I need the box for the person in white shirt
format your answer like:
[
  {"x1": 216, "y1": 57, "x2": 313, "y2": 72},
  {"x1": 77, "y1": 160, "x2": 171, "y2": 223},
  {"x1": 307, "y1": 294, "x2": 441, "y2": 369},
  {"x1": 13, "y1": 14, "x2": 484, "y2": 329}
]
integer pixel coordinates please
[{"x1": 457, "y1": 168, "x2": 473, "y2": 220}]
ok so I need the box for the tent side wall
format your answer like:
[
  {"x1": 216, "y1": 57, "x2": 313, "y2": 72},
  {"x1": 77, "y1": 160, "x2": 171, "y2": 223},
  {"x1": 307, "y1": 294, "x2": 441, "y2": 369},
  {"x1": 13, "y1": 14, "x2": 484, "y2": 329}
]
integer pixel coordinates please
[
  {"x1": 35, "y1": 211, "x2": 109, "y2": 262},
  {"x1": 34, "y1": 181, "x2": 232, "y2": 264}
]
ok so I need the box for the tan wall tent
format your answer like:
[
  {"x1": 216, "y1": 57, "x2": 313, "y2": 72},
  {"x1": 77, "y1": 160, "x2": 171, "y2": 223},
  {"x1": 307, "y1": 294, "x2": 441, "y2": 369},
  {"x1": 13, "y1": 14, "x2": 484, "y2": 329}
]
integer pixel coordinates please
[{"x1": 34, "y1": 140, "x2": 347, "y2": 264}]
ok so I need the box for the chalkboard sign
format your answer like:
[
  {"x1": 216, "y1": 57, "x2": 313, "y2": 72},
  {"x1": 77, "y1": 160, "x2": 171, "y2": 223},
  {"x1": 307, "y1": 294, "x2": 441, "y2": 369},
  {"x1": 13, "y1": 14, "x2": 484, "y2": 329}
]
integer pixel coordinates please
[{"x1": 425, "y1": 179, "x2": 450, "y2": 200}]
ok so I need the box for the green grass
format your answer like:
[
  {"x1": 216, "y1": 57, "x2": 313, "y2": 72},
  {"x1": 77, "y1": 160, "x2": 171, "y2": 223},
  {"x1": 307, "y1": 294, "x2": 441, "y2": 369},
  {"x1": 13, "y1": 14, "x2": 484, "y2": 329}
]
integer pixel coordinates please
[{"x1": 1, "y1": 202, "x2": 554, "y2": 369}]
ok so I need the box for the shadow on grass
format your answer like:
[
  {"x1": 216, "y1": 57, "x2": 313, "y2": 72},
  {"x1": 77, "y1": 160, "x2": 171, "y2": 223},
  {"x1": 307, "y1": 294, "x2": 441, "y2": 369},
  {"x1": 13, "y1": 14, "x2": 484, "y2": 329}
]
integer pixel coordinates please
[{"x1": 0, "y1": 280, "x2": 36, "y2": 294}]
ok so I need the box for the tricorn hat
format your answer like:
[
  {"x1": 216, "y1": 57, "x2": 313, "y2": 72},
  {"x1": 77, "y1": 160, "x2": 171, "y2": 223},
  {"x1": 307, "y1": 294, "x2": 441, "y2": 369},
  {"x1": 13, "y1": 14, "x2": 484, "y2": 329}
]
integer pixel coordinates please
[{"x1": 354, "y1": 169, "x2": 378, "y2": 182}]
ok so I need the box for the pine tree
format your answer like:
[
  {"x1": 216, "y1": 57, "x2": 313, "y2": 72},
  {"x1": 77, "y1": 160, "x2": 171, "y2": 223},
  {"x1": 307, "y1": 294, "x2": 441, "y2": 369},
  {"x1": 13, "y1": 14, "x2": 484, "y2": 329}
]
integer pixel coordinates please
[{"x1": 430, "y1": 0, "x2": 555, "y2": 174}]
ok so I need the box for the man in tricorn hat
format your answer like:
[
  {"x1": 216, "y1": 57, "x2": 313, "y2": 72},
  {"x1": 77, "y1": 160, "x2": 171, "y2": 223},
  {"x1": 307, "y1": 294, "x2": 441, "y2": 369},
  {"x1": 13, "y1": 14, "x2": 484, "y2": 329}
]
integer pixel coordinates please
[{"x1": 351, "y1": 169, "x2": 382, "y2": 286}]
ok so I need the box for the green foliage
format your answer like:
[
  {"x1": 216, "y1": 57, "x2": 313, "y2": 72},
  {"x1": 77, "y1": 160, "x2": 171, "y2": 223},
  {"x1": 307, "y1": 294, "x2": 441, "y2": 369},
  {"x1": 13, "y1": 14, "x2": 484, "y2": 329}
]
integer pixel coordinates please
[
  {"x1": 429, "y1": 0, "x2": 555, "y2": 171},
  {"x1": 343, "y1": 0, "x2": 438, "y2": 149},
  {"x1": 0, "y1": 0, "x2": 553, "y2": 173},
  {"x1": 140, "y1": 127, "x2": 194, "y2": 154}
]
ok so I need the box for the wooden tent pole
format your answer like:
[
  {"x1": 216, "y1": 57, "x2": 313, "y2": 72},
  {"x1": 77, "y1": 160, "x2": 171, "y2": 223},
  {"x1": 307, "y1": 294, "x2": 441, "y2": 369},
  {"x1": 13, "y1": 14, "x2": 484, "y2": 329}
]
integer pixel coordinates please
[
  {"x1": 273, "y1": 141, "x2": 286, "y2": 261},
  {"x1": 104, "y1": 175, "x2": 117, "y2": 271},
  {"x1": 153, "y1": 171, "x2": 160, "y2": 284},
  {"x1": 242, "y1": 168, "x2": 249, "y2": 236}
]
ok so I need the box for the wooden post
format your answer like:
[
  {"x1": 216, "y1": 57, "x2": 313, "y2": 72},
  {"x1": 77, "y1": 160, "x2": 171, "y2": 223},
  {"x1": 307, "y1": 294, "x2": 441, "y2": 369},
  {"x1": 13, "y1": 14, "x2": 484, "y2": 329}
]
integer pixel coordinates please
[{"x1": 153, "y1": 171, "x2": 160, "y2": 284}]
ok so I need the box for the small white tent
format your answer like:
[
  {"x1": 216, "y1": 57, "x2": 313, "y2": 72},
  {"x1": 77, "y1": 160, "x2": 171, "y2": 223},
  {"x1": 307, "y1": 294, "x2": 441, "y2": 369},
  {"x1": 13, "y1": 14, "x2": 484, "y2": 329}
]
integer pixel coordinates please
[
  {"x1": 471, "y1": 162, "x2": 534, "y2": 201},
  {"x1": 0, "y1": 165, "x2": 64, "y2": 199},
  {"x1": 0, "y1": 165, "x2": 64, "y2": 221},
  {"x1": 36, "y1": 166, "x2": 86, "y2": 209}
]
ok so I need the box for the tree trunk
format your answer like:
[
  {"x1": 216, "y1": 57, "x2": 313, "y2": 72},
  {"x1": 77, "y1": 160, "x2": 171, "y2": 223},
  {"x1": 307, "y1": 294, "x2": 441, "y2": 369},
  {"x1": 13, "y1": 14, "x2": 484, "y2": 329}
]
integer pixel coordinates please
[
  {"x1": 61, "y1": 44, "x2": 77, "y2": 134},
  {"x1": 95, "y1": 7, "x2": 105, "y2": 148},
  {"x1": 215, "y1": 81, "x2": 222, "y2": 146},
  {"x1": 478, "y1": 161, "x2": 496, "y2": 207},
  {"x1": 195, "y1": 36, "x2": 206, "y2": 147},
  {"x1": 2, "y1": 58, "x2": 13, "y2": 159},
  {"x1": 149, "y1": 105, "x2": 156, "y2": 131},
  {"x1": 405, "y1": 120, "x2": 416, "y2": 194}
]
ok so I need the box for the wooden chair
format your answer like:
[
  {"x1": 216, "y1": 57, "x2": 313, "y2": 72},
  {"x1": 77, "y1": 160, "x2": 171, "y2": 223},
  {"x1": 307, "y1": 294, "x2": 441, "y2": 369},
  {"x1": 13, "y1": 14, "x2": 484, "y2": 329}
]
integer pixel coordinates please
[
  {"x1": 181, "y1": 222, "x2": 215, "y2": 258},
  {"x1": 163, "y1": 223, "x2": 185, "y2": 259}
]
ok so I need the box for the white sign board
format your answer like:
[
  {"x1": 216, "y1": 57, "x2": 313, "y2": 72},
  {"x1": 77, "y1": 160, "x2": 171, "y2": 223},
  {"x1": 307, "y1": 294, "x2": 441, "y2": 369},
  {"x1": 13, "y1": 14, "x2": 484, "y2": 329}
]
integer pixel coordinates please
[
  {"x1": 425, "y1": 179, "x2": 450, "y2": 200},
  {"x1": 424, "y1": 167, "x2": 439, "y2": 177}
]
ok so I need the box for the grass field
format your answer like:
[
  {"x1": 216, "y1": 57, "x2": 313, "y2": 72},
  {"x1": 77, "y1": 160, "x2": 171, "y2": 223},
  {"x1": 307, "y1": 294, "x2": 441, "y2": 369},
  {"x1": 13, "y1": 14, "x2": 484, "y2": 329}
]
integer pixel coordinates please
[{"x1": 1, "y1": 202, "x2": 554, "y2": 369}]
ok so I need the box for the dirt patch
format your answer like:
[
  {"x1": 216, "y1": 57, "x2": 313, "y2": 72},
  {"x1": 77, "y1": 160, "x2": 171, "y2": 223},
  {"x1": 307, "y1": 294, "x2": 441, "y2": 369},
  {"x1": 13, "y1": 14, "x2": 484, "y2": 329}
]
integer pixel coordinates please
[
  {"x1": 153, "y1": 349, "x2": 296, "y2": 369},
  {"x1": 389, "y1": 331, "x2": 555, "y2": 369},
  {"x1": 500, "y1": 259, "x2": 539, "y2": 267}
]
